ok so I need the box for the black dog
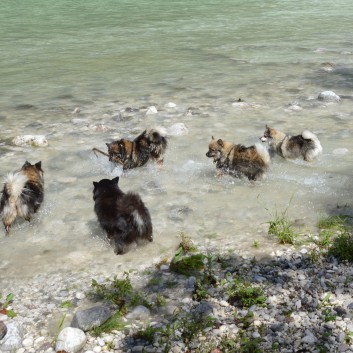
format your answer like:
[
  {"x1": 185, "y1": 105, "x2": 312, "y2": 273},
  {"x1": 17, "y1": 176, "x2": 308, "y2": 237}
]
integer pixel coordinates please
[{"x1": 92, "y1": 177, "x2": 153, "y2": 254}]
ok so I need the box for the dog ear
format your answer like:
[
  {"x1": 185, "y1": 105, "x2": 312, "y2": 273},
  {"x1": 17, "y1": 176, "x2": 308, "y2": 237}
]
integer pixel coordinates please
[
  {"x1": 93, "y1": 181, "x2": 98, "y2": 188},
  {"x1": 211, "y1": 136, "x2": 215, "y2": 140},
  {"x1": 217, "y1": 139, "x2": 224, "y2": 147},
  {"x1": 112, "y1": 176, "x2": 120, "y2": 184},
  {"x1": 106, "y1": 142, "x2": 111, "y2": 149},
  {"x1": 35, "y1": 161, "x2": 42, "y2": 171},
  {"x1": 22, "y1": 161, "x2": 31, "y2": 167}
]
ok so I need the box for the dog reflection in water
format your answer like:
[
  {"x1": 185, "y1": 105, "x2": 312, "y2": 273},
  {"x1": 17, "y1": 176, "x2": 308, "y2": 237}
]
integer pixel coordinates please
[{"x1": 93, "y1": 177, "x2": 153, "y2": 255}]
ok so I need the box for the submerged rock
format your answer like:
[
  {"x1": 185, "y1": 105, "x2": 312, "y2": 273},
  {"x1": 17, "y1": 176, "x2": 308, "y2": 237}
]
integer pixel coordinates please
[
  {"x1": 318, "y1": 91, "x2": 341, "y2": 102},
  {"x1": 12, "y1": 135, "x2": 48, "y2": 147},
  {"x1": 146, "y1": 106, "x2": 158, "y2": 115}
]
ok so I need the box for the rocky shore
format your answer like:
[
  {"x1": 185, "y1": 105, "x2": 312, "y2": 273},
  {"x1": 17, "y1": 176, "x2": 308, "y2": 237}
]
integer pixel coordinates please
[{"x1": 2, "y1": 241, "x2": 353, "y2": 353}]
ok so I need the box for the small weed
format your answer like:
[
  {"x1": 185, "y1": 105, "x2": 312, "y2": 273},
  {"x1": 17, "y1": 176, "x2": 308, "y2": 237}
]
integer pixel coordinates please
[
  {"x1": 317, "y1": 215, "x2": 352, "y2": 232},
  {"x1": 52, "y1": 314, "x2": 66, "y2": 345},
  {"x1": 179, "y1": 232, "x2": 198, "y2": 253},
  {"x1": 329, "y1": 231, "x2": 353, "y2": 262},
  {"x1": 226, "y1": 278, "x2": 266, "y2": 308},
  {"x1": 134, "y1": 324, "x2": 160, "y2": 343},
  {"x1": 60, "y1": 300, "x2": 74, "y2": 309},
  {"x1": 193, "y1": 279, "x2": 208, "y2": 301},
  {"x1": 170, "y1": 238, "x2": 205, "y2": 276},
  {"x1": 345, "y1": 330, "x2": 353, "y2": 344},
  {"x1": 266, "y1": 199, "x2": 298, "y2": 244},
  {"x1": 0, "y1": 293, "x2": 16, "y2": 318},
  {"x1": 156, "y1": 293, "x2": 166, "y2": 307},
  {"x1": 252, "y1": 240, "x2": 260, "y2": 248},
  {"x1": 106, "y1": 341, "x2": 114, "y2": 350},
  {"x1": 89, "y1": 272, "x2": 151, "y2": 315},
  {"x1": 239, "y1": 335, "x2": 262, "y2": 353},
  {"x1": 148, "y1": 276, "x2": 162, "y2": 287},
  {"x1": 90, "y1": 311, "x2": 124, "y2": 336},
  {"x1": 322, "y1": 308, "x2": 336, "y2": 322}
]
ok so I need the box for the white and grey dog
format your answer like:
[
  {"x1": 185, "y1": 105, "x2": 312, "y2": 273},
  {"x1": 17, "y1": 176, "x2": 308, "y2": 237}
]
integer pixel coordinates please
[{"x1": 260, "y1": 125, "x2": 322, "y2": 162}]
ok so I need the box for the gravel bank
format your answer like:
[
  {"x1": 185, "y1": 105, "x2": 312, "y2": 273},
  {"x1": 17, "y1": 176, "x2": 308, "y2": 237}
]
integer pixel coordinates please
[{"x1": 1, "y1": 244, "x2": 353, "y2": 353}]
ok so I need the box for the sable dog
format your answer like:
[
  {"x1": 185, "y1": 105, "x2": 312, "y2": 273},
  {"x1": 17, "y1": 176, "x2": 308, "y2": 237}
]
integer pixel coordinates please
[
  {"x1": 260, "y1": 125, "x2": 322, "y2": 161},
  {"x1": 93, "y1": 129, "x2": 167, "y2": 170},
  {"x1": 0, "y1": 161, "x2": 44, "y2": 235},
  {"x1": 206, "y1": 137, "x2": 271, "y2": 181},
  {"x1": 93, "y1": 177, "x2": 153, "y2": 255}
]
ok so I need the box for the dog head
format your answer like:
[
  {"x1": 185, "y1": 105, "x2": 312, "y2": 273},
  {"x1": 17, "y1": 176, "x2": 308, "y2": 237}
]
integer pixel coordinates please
[
  {"x1": 21, "y1": 161, "x2": 44, "y2": 182},
  {"x1": 106, "y1": 140, "x2": 132, "y2": 164},
  {"x1": 206, "y1": 136, "x2": 226, "y2": 161},
  {"x1": 260, "y1": 125, "x2": 276, "y2": 142},
  {"x1": 93, "y1": 176, "x2": 120, "y2": 200}
]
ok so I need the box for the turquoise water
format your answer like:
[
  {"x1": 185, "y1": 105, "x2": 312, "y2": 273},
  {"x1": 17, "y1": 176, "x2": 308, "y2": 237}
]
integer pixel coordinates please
[{"x1": 1, "y1": 0, "x2": 353, "y2": 278}]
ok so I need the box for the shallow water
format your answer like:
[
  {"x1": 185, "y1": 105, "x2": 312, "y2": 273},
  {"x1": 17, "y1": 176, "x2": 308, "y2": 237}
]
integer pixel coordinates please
[{"x1": 0, "y1": 0, "x2": 353, "y2": 279}]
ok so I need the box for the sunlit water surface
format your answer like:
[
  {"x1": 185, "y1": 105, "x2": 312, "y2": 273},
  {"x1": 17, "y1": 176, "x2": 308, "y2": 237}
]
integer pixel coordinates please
[{"x1": 0, "y1": 0, "x2": 353, "y2": 279}]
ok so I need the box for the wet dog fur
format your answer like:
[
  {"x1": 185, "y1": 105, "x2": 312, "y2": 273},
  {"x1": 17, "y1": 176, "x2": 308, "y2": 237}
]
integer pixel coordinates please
[
  {"x1": 93, "y1": 177, "x2": 153, "y2": 255},
  {"x1": 0, "y1": 161, "x2": 44, "y2": 235},
  {"x1": 260, "y1": 125, "x2": 322, "y2": 161},
  {"x1": 206, "y1": 137, "x2": 271, "y2": 181},
  {"x1": 93, "y1": 128, "x2": 167, "y2": 170}
]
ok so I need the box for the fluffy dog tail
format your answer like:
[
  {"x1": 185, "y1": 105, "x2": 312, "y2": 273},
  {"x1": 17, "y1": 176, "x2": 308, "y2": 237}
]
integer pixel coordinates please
[
  {"x1": 1, "y1": 172, "x2": 28, "y2": 232},
  {"x1": 302, "y1": 130, "x2": 323, "y2": 159},
  {"x1": 255, "y1": 142, "x2": 271, "y2": 166}
]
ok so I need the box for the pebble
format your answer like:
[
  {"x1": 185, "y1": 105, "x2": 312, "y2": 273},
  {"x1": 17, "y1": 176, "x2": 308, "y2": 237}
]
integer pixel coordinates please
[{"x1": 11, "y1": 135, "x2": 48, "y2": 147}]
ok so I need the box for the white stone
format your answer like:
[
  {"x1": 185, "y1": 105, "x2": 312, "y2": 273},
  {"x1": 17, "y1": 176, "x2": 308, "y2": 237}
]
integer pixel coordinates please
[
  {"x1": 165, "y1": 102, "x2": 177, "y2": 108},
  {"x1": 76, "y1": 292, "x2": 86, "y2": 300},
  {"x1": 55, "y1": 327, "x2": 87, "y2": 353},
  {"x1": 22, "y1": 337, "x2": 34, "y2": 347},
  {"x1": 318, "y1": 90, "x2": 341, "y2": 102},
  {"x1": 93, "y1": 346, "x2": 102, "y2": 352},
  {"x1": 12, "y1": 135, "x2": 48, "y2": 147},
  {"x1": 146, "y1": 106, "x2": 158, "y2": 115}
]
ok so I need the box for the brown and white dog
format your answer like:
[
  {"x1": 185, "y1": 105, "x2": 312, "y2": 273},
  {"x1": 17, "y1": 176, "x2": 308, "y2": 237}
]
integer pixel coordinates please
[
  {"x1": 260, "y1": 125, "x2": 322, "y2": 161},
  {"x1": 93, "y1": 176, "x2": 153, "y2": 255},
  {"x1": 93, "y1": 129, "x2": 167, "y2": 170},
  {"x1": 0, "y1": 161, "x2": 44, "y2": 235},
  {"x1": 206, "y1": 137, "x2": 271, "y2": 181}
]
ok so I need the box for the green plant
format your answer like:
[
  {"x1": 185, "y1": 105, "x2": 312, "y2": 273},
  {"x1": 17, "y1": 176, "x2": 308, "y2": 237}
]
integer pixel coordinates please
[
  {"x1": 0, "y1": 293, "x2": 16, "y2": 318},
  {"x1": 252, "y1": 240, "x2": 260, "y2": 248},
  {"x1": 193, "y1": 279, "x2": 208, "y2": 301},
  {"x1": 329, "y1": 231, "x2": 353, "y2": 262},
  {"x1": 322, "y1": 308, "x2": 336, "y2": 322},
  {"x1": 156, "y1": 293, "x2": 166, "y2": 307},
  {"x1": 52, "y1": 314, "x2": 66, "y2": 345},
  {"x1": 60, "y1": 300, "x2": 74, "y2": 308},
  {"x1": 134, "y1": 324, "x2": 160, "y2": 343},
  {"x1": 170, "y1": 237, "x2": 206, "y2": 276},
  {"x1": 266, "y1": 197, "x2": 299, "y2": 244},
  {"x1": 90, "y1": 312, "x2": 125, "y2": 336},
  {"x1": 317, "y1": 215, "x2": 352, "y2": 232},
  {"x1": 90, "y1": 271, "x2": 151, "y2": 314},
  {"x1": 226, "y1": 278, "x2": 266, "y2": 308},
  {"x1": 239, "y1": 336, "x2": 262, "y2": 353}
]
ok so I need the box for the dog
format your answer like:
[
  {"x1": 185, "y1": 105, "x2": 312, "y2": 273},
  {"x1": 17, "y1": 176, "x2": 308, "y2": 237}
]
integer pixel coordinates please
[
  {"x1": 93, "y1": 128, "x2": 167, "y2": 170},
  {"x1": 206, "y1": 136, "x2": 271, "y2": 181},
  {"x1": 260, "y1": 125, "x2": 322, "y2": 161},
  {"x1": 0, "y1": 161, "x2": 44, "y2": 235},
  {"x1": 93, "y1": 176, "x2": 153, "y2": 255}
]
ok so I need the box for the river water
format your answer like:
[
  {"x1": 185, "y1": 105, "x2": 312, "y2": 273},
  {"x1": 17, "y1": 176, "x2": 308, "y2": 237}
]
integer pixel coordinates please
[{"x1": 1, "y1": 0, "x2": 353, "y2": 279}]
